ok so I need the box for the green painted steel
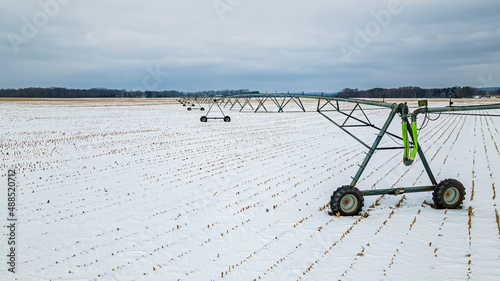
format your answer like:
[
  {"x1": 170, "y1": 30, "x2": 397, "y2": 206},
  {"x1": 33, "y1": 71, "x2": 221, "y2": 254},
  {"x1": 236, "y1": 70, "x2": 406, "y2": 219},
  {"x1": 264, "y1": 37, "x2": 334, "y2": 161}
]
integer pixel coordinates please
[
  {"x1": 349, "y1": 105, "x2": 400, "y2": 187},
  {"x1": 195, "y1": 93, "x2": 500, "y2": 200},
  {"x1": 362, "y1": 186, "x2": 435, "y2": 196},
  {"x1": 201, "y1": 99, "x2": 228, "y2": 120},
  {"x1": 409, "y1": 120, "x2": 419, "y2": 162},
  {"x1": 255, "y1": 97, "x2": 269, "y2": 112},
  {"x1": 412, "y1": 103, "x2": 500, "y2": 116},
  {"x1": 402, "y1": 120, "x2": 410, "y2": 161},
  {"x1": 402, "y1": 119, "x2": 419, "y2": 166},
  {"x1": 228, "y1": 93, "x2": 398, "y2": 109}
]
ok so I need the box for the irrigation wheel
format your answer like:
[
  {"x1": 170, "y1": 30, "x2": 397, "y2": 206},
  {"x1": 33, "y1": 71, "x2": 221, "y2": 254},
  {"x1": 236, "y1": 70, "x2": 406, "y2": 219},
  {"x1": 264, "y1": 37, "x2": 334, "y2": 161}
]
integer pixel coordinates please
[
  {"x1": 330, "y1": 185, "x2": 364, "y2": 216},
  {"x1": 432, "y1": 179, "x2": 466, "y2": 209},
  {"x1": 200, "y1": 107, "x2": 205, "y2": 111},
  {"x1": 187, "y1": 107, "x2": 192, "y2": 111},
  {"x1": 200, "y1": 116, "x2": 208, "y2": 122},
  {"x1": 224, "y1": 116, "x2": 231, "y2": 122}
]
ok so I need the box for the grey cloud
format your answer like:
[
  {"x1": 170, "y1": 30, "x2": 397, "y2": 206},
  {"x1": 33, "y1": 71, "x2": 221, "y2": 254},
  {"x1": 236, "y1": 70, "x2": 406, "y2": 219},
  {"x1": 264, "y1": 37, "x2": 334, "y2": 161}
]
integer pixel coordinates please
[{"x1": 1, "y1": 0, "x2": 499, "y2": 92}]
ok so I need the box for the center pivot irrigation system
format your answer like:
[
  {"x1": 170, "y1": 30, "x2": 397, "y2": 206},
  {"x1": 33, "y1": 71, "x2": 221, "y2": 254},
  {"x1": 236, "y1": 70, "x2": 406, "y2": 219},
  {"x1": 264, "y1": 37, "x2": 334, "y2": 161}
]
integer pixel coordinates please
[
  {"x1": 179, "y1": 98, "x2": 230, "y2": 122},
  {"x1": 180, "y1": 94, "x2": 500, "y2": 216}
]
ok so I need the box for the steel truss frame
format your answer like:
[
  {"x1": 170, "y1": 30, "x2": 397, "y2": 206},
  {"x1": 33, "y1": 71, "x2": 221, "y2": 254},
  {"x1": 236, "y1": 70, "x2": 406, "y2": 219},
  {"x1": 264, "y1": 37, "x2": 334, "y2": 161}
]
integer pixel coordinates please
[
  {"x1": 192, "y1": 93, "x2": 500, "y2": 214},
  {"x1": 199, "y1": 99, "x2": 231, "y2": 122},
  {"x1": 316, "y1": 99, "x2": 437, "y2": 196}
]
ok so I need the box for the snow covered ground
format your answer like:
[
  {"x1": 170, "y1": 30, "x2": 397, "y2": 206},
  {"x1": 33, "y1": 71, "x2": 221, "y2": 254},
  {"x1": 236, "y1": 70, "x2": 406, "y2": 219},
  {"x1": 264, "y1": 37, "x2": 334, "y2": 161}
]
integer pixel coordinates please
[{"x1": 1, "y1": 98, "x2": 499, "y2": 281}]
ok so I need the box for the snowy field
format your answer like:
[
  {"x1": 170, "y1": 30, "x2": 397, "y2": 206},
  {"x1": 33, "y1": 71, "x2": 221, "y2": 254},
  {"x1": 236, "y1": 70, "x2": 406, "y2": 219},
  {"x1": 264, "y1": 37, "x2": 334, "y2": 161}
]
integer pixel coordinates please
[{"x1": 1, "y1": 97, "x2": 500, "y2": 281}]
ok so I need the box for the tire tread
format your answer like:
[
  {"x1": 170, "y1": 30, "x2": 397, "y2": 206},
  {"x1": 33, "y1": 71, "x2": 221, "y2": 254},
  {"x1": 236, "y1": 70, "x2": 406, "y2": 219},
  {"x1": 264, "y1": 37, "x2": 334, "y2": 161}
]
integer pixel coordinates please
[
  {"x1": 432, "y1": 178, "x2": 466, "y2": 209},
  {"x1": 330, "y1": 185, "x2": 364, "y2": 216}
]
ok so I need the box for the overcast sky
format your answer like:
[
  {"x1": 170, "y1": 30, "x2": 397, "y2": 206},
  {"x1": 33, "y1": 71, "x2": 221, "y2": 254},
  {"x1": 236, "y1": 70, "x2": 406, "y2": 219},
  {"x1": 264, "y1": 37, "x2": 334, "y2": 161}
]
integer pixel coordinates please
[{"x1": 1, "y1": 0, "x2": 499, "y2": 92}]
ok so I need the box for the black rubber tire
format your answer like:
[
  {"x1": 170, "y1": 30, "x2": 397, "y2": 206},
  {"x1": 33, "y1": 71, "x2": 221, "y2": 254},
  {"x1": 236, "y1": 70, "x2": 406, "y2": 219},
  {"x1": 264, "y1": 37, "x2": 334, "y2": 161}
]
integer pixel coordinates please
[
  {"x1": 224, "y1": 116, "x2": 231, "y2": 122},
  {"x1": 183, "y1": 104, "x2": 186, "y2": 106},
  {"x1": 200, "y1": 116, "x2": 208, "y2": 122},
  {"x1": 200, "y1": 107, "x2": 205, "y2": 111},
  {"x1": 187, "y1": 107, "x2": 192, "y2": 111},
  {"x1": 330, "y1": 185, "x2": 364, "y2": 216},
  {"x1": 432, "y1": 179, "x2": 466, "y2": 209}
]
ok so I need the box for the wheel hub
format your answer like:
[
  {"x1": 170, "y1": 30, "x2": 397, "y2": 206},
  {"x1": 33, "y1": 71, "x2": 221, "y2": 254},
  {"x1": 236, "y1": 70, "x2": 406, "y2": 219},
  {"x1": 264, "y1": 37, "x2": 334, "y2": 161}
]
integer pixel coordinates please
[
  {"x1": 341, "y1": 194, "x2": 358, "y2": 212},
  {"x1": 444, "y1": 187, "x2": 460, "y2": 205}
]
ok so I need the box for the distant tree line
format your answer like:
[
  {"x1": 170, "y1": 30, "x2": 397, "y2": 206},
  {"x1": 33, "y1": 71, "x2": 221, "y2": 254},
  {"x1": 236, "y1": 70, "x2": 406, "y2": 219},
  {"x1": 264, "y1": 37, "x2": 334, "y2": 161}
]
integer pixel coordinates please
[
  {"x1": 0, "y1": 87, "x2": 184, "y2": 98},
  {"x1": 0, "y1": 87, "x2": 255, "y2": 98},
  {"x1": 186, "y1": 89, "x2": 250, "y2": 98},
  {"x1": 339, "y1": 86, "x2": 500, "y2": 99},
  {"x1": 1, "y1": 86, "x2": 498, "y2": 99}
]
